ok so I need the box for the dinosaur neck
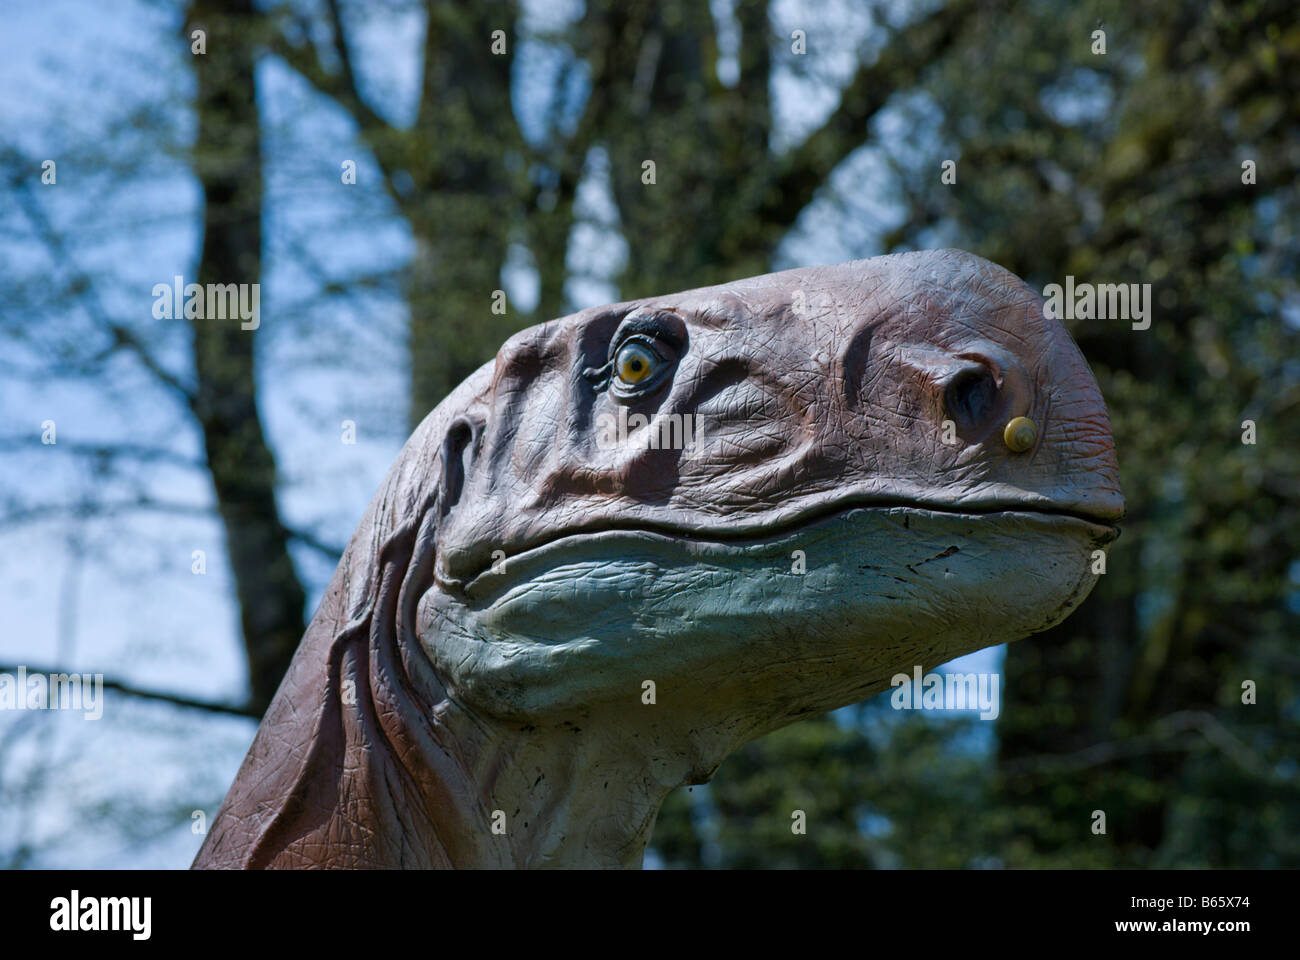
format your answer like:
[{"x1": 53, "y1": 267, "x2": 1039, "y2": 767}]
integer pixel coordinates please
[
  {"x1": 197, "y1": 561, "x2": 709, "y2": 868},
  {"x1": 412, "y1": 699, "x2": 680, "y2": 868},
  {"x1": 235, "y1": 683, "x2": 696, "y2": 868}
]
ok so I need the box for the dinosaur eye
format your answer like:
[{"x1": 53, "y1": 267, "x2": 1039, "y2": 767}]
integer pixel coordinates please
[
  {"x1": 615, "y1": 342, "x2": 659, "y2": 386},
  {"x1": 592, "y1": 311, "x2": 687, "y2": 398}
]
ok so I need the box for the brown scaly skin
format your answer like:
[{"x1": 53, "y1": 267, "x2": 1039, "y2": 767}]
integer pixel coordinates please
[{"x1": 193, "y1": 249, "x2": 1122, "y2": 869}]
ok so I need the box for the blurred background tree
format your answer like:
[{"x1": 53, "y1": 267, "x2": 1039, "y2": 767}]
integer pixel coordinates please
[{"x1": 0, "y1": 0, "x2": 1295, "y2": 867}]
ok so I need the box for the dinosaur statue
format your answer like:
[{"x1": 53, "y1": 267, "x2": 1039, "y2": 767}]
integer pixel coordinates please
[{"x1": 193, "y1": 249, "x2": 1122, "y2": 869}]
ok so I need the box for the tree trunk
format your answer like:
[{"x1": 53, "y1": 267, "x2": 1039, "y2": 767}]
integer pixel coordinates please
[{"x1": 187, "y1": 0, "x2": 306, "y2": 715}]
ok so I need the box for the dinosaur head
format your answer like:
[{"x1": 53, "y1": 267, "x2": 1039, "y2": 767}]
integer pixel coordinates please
[
  {"x1": 195, "y1": 249, "x2": 1122, "y2": 869},
  {"x1": 421, "y1": 248, "x2": 1122, "y2": 733}
]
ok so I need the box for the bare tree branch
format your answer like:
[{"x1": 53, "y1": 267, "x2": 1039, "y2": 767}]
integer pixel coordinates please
[
  {"x1": 0, "y1": 663, "x2": 257, "y2": 718},
  {"x1": 0, "y1": 436, "x2": 205, "y2": 471},
  {"x1": 2, "y1": 156, "x2": 196, "y2": 405},
  {"x1": 735, "y1": 0, "x2": 979, "y2": 255},
  {"x1": 264, "y1": 4, "x2": 405, "y2": 211}
]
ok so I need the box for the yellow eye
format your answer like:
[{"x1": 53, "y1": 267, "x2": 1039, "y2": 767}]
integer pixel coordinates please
[{"x1": 615, "y1": 342, "x2": 658, "y2": 385}]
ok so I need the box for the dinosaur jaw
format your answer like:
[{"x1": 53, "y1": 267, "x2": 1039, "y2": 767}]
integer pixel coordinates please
[
  {"x1": 453, "y1": 498, "x2": 1118, "y2": 597},
  {"x1": 419, "y1": 503, "x2": 1115, "y2": 725},
  {"x1": 437, "y1": 487, "x2": 1121, "y2": 594}
]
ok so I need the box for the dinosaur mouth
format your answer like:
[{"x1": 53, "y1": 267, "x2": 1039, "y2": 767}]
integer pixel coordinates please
[{"x1": 454, "y1": 498, "x2": 1119, "y2": 597}]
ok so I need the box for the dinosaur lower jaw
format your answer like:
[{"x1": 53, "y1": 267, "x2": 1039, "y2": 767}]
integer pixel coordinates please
[{"x1": 419, "y1": 503, "x2": 1114, "y2": 724}]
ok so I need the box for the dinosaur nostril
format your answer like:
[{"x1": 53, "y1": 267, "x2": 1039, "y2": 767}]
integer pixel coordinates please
[
  {"x1": 439, "y1": 416, "x2": 480, "y2": 516},
  {"x1": 944, "y1": 369, "x2": 998, "y2": 432}
]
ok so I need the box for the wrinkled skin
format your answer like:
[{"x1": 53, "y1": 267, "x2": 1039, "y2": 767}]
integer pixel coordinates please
[{"x1": 193, "y1": 249, "x2": 1122, "y2": 869}]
